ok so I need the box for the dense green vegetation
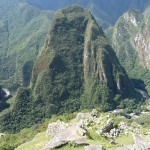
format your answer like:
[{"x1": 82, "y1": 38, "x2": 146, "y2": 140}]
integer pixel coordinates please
[
  {"x1": 0, "y1": 5, "x2": 139, "y2": 133},
  {"x1": 0, "y1": 127, "x2": 43, "y2": 150},
  {"x1": 32, "y1": 5, "x2": 137, "y2": 112},
  {"x1": 0, "y1": 112, "x2": 77, "y2": 149},
  {"x1": 1, "y1": 0, "x2": 149, "y2": 92},
  {"x1": 135, "y1": 114, "x2": 150, "y2": 128},
  {"x1": 0, "y1": 0, "x2": 53, "y2": 91}
]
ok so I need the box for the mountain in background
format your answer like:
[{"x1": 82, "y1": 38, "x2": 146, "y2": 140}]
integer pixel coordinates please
[
  {"x1": 0, "y1": 0, "x2": 53, "y2": 91},
  {"x1": 1, "y1": 0, "x2": 150, "y2": 91},
  {"x1": 106, "y1": 7, "x2": 150, "y2": 95},
  {"x1": 0, "y1": 5, "x2": 137, "y2": 132},
  {"x1": 26, "y1": 0, "x2": 150, "y2": 29}
]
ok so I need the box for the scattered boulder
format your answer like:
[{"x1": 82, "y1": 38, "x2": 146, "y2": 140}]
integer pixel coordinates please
[
  {"x1": 76, "y1": 113, "x2": 90, "y2": 121},
  {"x1": 44, "y1": 141, "x2": 67, "y2": 150},
  {"x1": 44, "y1": 125, "x2": 89, "y2": 149},
  {"x1": 77, "y1": 125, "x2": 86, "y2": 136},
  {"x1": 77, "y1": 121, "x2": 87, "y2": 136},
  {"x1": 74, "y1": 138, "x2": 89, "y2": 145},
  {"x1": 46, "y1": 120, "x2": 68, "y2": 137},
  {"x1": 108, "y1": 109, "x2": 123, "y2": 115},
  {"x1": 85, "y1": 145, "x2": 106, "y2": 150},
  {"x1": 111, "y1": 143, "x2": 150, "y2": 150},
  {"x1": 110, "y1": 128, "x2": 121, "y2": 137},
  {"x1": 119, "y1": 122, "x2": 127, "y2": 130},
  {"x1": 111, "y1": 135, "x2": 150, "y2": 150},
  {"x1": 44, "y1": 111, "x2": 149, "y2": 150},
  {"x1": 118, "y1": 122, "x2": 143, "y2": 135},
  {"x1": 132, "y1": 134, "x2": 150, "y2": 146}
]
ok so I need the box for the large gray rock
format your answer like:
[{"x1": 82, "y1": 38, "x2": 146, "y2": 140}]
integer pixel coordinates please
[
  {"x1": 85, "y1": 145, "x2": 106, "y2": 150},
  {"x1": 126, "y1": 145, "x2": 135, "y2": 150},
  {"x1": 77, "y1": 122, "x2": 87, "y2": 136},
  {"x1": 111, "y1": 135, "x2": 150, "y2": 150},
  {"x1": 45, "y1": 141, "x2": 67, "y2": 150},
  {"x1": 46, "y1": 120, "x2": 67, "y2": 137},
  {"x1": 76, "y1": 113, "x2": 90, "y2": 121},
  {"x1": 133, "y1": 135, "x2": 146, "y2": 144},
  {"x1": 110, "y1": 128, "x2": 121, "y2": 137},
  {"x1": 44, "y1": 125, "x2": 89, "y2": 149},
  {"x1": 74, "y1": 138, "x2": 89, "y2": 145},
  {"x1": 111, "y1": 143, "x2": 150, "y2": 150}
]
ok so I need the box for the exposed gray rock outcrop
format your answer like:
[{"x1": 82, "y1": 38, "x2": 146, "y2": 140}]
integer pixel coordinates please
[
  {"x1": 111, "y1": 135, "x2": 150, "y2": 150},
  {"x1": 76, "y1": 113, "x2": 90, "y2": 121},
  {"x1": 46, "y1": 120, "x2": 68, "y2": 137},
  {"x1": 111, "y1": 143, "x2": 150, "y2": 150},
  {"x1": 74, "y1": 138, "x2": 89, "y2": 145},
  {"x1": 77, "y1": 121, "x2": 87, "y2": 136},
  {"x1": 110, "y1": 128, "x2": 121, "y2": 137},
  {"x1": 85, "y1": 145, "x2": 106, "y2": 150},
  {"x1": 44, "y1": 125, "x2": 89, "y2": 149}
]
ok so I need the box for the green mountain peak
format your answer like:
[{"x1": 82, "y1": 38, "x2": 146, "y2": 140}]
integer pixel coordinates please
[
  {"x1": 32, "y1": 5, "x2": 135, "y2": 107},
  {"x1": 0, "y1": 5, "x2": 136, "y2": 132}
]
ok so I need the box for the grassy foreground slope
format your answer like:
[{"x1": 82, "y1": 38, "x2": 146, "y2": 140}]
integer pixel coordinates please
[
  {"x1": 16, "y1": 132, "x2": 51, "y2": 150},
  {"x1": 14, "y1": 110, "x2": 150, "y2": 150}
]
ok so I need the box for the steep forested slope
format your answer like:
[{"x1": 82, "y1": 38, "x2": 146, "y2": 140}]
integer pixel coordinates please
[
  {"x1": 0, "y1": 0, "x2": 53, "y2": 90},
  {"x1": 0, "y1": 5, "x2": 137, "y2": 132},
  {"x1": 1, "y1": 0, "x2": 150, "y2": 92}
]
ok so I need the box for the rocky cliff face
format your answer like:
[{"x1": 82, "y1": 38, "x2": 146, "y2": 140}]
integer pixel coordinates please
[
  {"x1": 106, "y1": 8, "x2": 150, "y2": 95},
  {"x1": 0, "y1": 5, "x2": 136, "y2": 132}
]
